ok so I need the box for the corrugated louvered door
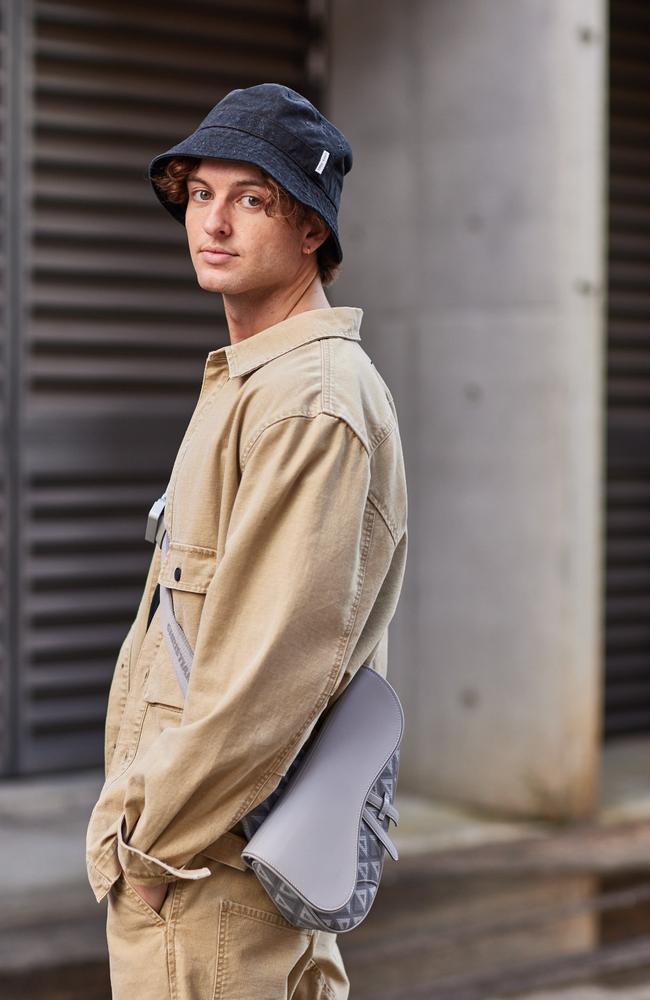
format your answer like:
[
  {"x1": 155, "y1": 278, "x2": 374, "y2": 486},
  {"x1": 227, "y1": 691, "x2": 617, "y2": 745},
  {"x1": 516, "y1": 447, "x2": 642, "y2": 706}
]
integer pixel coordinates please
[
  {"x1": 0, "y1": 0, "x2": 10, "y2": 773},
  {"x1": 605, "y1": 0, "x2": 650, "y2": 739},
  {"x1": 9, "y1": 0, "x2": 322, "y2": 774}
]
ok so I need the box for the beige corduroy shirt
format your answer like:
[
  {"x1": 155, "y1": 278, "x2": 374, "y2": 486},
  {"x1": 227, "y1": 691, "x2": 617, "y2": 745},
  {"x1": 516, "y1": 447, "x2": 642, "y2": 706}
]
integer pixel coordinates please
[{"x1": 85, "y1": 305, "x2": 408, "y2": 904}]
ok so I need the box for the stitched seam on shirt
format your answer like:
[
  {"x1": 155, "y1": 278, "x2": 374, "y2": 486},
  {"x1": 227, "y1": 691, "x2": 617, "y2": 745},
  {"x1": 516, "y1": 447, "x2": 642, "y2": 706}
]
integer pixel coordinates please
[
  {"x1": 100, "y1": 670, "x2": 158, "y2": 792},
  {"x1": 158, "y1": 579, "x2": 210, "y2": 595},
  {"x1": 319, "y1": 406, "x2": 369, "y2": 454},
  {"x1": 368, "y1": 414, "x2": 397, "y2": 453},
  {"x1": 166, "y1": 387, "x2": 222, "y2": 537},
  {"x1": 321, "y1": 336, "x2": 395, "y2": 454},
  {"x1": 320, "y1": 337, "x2": 328, "y2": 411},
  {"x1": 86, "y1": 859, "x2": 115, "y2": 889},
  {"x1": 241, "y1": 409, "x2": 317, "y2": 467},
  {"x1": 366, "y1": 422, "x2": 402, "y2": 542},
  {"x1": 87, "y1": 858, "x2": 113, "y2": 888},
  {"x1": 323, "y1": 337, "x2": 332, "y2": 412},
  {"x1": 105, "y1": 628, "x2": 134, "y2": 776},
  {"x1": 240, "y1": 409, "x2": 370, "y2": 469},
  {"x1": 94, "y1": 837, "x2": 121, "y2": 872},
  {"x1": 338, "y1": 500, "x2": 376, "y2": 675},
  {"x1": 162, "y1": 542, "x2": 217, "y2": 557},
  {"x1": 320, "y1": 337, "x2": 371, "y2": 450},
  {"x1": 367, "y1": 491, "x2": 399, "y2": 545}
]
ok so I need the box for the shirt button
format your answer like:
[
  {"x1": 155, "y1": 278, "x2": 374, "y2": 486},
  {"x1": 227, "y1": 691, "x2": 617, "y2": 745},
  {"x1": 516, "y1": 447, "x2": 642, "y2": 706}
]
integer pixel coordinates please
[{"x1": 174, "y1": 566, "x2": 182, "y2": 581}]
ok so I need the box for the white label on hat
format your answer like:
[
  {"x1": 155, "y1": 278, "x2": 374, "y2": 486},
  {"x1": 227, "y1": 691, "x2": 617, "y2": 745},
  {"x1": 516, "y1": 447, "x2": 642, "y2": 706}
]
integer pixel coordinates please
[{"x1": 315, "y1": 149, "x2": 330, "y2": 174}]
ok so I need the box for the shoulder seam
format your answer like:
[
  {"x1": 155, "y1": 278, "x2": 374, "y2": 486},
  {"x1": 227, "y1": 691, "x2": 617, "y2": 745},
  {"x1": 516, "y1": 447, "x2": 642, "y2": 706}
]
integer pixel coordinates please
[
  {"x1": 319, "y1": 406, "x2": 370, "y2": 455},
  {"x1": 320, "y1": 338, "x2": 374, "y2": 452},
  {"x1": 241, "y1": 410, "x2": 370, "y2": 469}
]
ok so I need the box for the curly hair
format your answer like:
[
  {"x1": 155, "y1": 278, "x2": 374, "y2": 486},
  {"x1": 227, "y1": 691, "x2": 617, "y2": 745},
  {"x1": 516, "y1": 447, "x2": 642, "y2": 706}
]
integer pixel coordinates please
[{"x1": 152, "y1": 156, "x2": 342, "y2": 287}]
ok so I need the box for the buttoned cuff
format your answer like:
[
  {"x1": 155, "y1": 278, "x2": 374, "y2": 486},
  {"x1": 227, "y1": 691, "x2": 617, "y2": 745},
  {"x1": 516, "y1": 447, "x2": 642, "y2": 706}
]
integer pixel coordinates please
[
  {"x1": 87, "y1": 857, "x2": 119, "y2": 904},
  {"x1": 86, "y1": 836, "x2": 122, "y2": 904},
  {"x1": 116, "y1": 812, "x2": 213, "y2": 885}
]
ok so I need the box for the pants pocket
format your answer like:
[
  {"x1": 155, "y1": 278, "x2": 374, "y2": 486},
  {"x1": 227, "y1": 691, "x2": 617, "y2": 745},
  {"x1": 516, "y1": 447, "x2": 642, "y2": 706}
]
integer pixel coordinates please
[
  {"x1": 293, "y1": 960, "x2": 339, "y2": 1000},
  {"x1": 106, "y1": 875, "x2": 180, "y2": 1000},
  {"x1": 214, "y1": 898, "x2": 313, "y2": 1000},
  {"x1": 294, "y1": 938, "x2": 351, "y2": 1000},
  {"x1": 117, "y1": 871, "x2": 175, "y2": 927}
]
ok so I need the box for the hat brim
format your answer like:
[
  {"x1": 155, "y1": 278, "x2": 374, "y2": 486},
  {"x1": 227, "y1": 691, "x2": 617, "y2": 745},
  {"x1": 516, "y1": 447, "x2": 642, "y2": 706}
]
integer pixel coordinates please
[{"x1": 148, "y1": 126, "x2": 343, "y2": 264}]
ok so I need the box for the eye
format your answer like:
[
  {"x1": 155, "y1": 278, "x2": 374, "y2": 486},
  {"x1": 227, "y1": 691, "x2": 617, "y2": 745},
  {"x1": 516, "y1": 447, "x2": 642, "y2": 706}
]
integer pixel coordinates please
[
  {"x1": 189, "y1": 188, "x2": 211, "y2": 202},
  {"x1": 240, "y1": 194, "x2": 262, "y2": 208}
]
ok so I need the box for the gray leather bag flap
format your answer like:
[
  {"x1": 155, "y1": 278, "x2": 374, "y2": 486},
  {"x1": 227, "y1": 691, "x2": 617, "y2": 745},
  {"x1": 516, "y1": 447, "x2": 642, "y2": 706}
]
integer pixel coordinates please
[{"x1": 241, "y1": 666, "x2": 404, "y2": 912}]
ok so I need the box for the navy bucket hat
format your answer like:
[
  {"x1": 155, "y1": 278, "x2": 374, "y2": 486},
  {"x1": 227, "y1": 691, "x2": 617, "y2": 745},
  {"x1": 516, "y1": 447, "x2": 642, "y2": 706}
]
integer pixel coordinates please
[{"x1": 148, "y1": 83, "x2": 353, "y2": 263}]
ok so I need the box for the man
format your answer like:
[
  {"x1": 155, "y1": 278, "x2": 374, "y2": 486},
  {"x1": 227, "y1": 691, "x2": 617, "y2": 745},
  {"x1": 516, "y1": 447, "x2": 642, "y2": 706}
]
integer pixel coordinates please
[{"x1": 86, "y1": 83, "x2": 408, "y2": 999}]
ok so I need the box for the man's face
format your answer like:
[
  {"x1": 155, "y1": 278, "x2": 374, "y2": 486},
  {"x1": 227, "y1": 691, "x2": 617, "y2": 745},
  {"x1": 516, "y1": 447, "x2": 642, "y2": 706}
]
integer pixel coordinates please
[{"x1": 184, "y1": 158, "x2": 313, "y2": 297}]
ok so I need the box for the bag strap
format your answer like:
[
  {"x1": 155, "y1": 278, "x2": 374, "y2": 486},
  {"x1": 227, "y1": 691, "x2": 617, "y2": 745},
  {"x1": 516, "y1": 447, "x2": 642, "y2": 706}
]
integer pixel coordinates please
[
  {"x1": 159, "y1": 526, "x2": 194, "y2": 697},
  {"x1": 146, "y1": 487, "x2": 193, "y2": 698}
]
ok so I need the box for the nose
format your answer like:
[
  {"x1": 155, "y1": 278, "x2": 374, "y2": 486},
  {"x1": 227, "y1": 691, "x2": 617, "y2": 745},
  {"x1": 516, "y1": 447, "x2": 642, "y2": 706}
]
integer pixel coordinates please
[{"x1": 202, "y1": 197, "x2": 232, "y2": 238}]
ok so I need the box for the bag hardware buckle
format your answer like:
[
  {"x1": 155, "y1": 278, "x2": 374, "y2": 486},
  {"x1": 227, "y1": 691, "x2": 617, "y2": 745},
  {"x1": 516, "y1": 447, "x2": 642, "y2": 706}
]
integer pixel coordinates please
[{"x1": 145, "y1": 492, "x2": 167, "y2": 546}]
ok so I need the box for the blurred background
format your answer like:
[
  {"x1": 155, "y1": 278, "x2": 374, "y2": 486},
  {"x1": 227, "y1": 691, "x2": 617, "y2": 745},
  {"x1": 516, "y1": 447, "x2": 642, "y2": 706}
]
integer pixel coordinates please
[{"x1": 2, "y1": 0, "x2": 650, "y2": 997}]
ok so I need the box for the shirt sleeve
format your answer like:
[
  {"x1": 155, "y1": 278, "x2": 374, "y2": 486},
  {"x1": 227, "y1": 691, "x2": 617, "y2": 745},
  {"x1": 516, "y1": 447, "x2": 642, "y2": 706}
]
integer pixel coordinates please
[{"x1": 117, "y1": 410, "x2": 373, "y2": 884}]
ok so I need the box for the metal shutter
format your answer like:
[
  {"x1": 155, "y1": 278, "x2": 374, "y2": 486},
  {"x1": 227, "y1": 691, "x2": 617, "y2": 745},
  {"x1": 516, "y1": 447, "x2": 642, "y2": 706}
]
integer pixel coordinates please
[
  {"x1": 0, "y1": 0, "x2": 9, "y2": 773},
  {"x1": 5, "y1": 0, "x2": 324, "y2": 775},
  {"x1": 604, "y1": 0, "x2": 650, "y2": 738}
]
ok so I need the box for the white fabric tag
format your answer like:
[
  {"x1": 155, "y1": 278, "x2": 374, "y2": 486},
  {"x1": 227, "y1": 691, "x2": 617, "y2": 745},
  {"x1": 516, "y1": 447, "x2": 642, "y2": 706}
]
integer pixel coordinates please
[{"x1": 315, "y1": 150, "x2": 330, "y2": 174}]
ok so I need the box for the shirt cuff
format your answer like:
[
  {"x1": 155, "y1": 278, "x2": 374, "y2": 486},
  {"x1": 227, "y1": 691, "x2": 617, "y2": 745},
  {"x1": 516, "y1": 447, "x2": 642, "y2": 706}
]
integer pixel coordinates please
[{"x1": 116, "y1": 812, "x2": 213, "y2": 885}]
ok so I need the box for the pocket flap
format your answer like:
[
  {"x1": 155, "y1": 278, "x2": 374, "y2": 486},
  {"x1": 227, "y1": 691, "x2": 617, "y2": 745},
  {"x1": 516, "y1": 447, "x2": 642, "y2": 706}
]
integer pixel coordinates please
[{"x1": 158, "y1": 542, "x2": 217, "y2": 593}]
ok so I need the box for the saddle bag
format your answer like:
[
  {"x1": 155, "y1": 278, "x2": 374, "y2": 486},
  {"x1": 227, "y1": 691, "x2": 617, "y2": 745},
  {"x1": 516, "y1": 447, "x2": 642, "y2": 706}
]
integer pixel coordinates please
[{"x1": 146, "y1": 491, "x2": 405, "y2": 932}]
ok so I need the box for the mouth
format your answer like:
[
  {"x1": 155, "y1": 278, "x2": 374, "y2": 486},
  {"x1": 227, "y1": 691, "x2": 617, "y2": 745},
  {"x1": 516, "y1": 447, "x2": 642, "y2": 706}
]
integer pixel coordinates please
[{"x1": 199, "y1": 248, "x2": 237, "y2": 264}]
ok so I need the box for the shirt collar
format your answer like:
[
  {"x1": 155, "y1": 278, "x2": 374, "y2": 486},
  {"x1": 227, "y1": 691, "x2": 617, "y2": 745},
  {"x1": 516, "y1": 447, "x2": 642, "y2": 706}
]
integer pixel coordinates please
[{"x1": 207, "y1": 306, "x2": 363, "y2": 379}]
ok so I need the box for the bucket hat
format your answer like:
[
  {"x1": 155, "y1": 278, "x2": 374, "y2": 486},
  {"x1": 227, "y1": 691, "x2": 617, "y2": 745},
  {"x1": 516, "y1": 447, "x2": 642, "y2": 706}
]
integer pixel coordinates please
[{"x1": 148, "y1": 82, "x2": 353, "y2": 263}]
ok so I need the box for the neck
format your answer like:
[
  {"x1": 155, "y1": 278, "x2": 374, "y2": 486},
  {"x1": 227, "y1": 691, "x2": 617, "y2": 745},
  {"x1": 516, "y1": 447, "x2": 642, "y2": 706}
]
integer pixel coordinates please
[{"x1": 223, "y1": 273, "x2": 331, "y2": 345}]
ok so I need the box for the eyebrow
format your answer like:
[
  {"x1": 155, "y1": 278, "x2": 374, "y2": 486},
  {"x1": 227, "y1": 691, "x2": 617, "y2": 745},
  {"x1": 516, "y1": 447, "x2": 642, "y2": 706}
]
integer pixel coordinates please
[{"x1": 187, "y1": 175, "x2": 268, "y2": 189}]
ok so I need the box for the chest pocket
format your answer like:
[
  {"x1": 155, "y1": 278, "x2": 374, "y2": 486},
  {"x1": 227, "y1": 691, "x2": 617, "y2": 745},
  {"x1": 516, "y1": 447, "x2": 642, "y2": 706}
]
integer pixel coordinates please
[{"x1": 143, "y1": 541, "x2": 218, "y2": 711}]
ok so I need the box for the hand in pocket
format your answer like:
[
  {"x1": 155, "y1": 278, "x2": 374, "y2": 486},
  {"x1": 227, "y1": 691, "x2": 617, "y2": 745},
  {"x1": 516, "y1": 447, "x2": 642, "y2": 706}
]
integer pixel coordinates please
[{"x1": 128, "y1": 878, "x2": 170, "y2": 914}]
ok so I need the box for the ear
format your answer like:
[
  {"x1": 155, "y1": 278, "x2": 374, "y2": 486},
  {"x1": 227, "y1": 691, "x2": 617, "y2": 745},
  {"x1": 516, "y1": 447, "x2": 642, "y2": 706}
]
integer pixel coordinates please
[{"x1": 304, "y1": 213, "x2": 331, "y2": 253}]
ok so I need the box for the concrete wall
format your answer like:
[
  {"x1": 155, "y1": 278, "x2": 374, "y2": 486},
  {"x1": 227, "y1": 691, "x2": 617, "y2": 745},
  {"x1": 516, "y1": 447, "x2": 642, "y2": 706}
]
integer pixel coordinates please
[{"x1": 328, "y1": 0, "x2": 607, "y2": 820}]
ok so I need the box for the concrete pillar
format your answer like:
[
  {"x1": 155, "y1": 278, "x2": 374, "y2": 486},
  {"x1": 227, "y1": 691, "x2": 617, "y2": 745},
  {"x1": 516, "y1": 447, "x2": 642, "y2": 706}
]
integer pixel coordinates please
[{"x1": 328, "y1": 0, "x2": 607, "y2": 820}]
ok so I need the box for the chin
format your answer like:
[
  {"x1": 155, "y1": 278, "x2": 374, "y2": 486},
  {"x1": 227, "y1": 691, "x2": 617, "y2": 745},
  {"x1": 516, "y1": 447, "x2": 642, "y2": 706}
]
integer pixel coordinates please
[{"x1": 195, "y1": 271, "x2": 231, "y2": 293}]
